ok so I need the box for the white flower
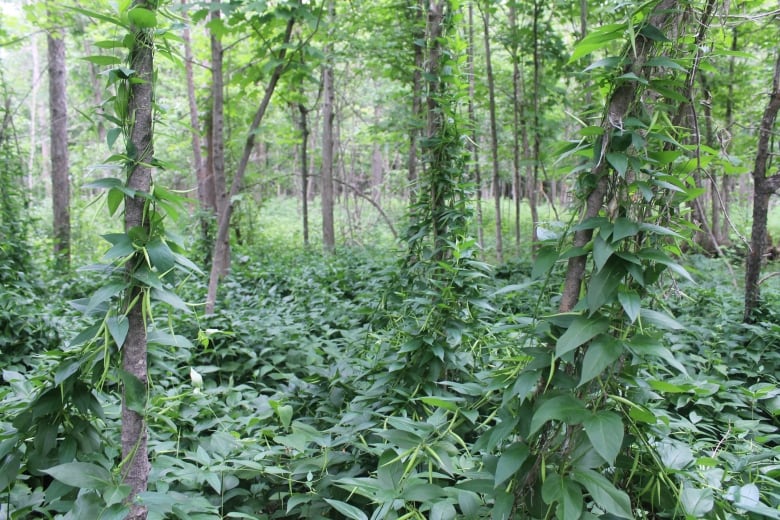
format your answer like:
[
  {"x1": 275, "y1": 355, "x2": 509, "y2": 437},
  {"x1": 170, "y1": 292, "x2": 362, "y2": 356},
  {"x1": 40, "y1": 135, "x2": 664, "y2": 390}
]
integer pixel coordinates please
[{"x1": 190, "y1": 367, "x2": 203, "y2": 389}]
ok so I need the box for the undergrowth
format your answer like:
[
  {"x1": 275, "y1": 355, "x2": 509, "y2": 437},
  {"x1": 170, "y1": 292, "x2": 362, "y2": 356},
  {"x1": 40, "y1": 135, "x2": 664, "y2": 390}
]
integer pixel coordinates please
[{"x1": 2, "y1": 242, "x2": 780, "y2": 519}]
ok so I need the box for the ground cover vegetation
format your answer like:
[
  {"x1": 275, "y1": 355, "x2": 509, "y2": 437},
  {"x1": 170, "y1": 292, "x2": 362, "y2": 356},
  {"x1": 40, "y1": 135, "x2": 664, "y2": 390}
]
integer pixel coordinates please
[{"x1": 1, "y1": 0, "x2": 780, "y2": 519}]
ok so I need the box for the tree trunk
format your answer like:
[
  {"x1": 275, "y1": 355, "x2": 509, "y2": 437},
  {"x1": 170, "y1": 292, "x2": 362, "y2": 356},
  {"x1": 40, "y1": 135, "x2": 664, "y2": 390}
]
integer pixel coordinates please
[
  {"x1": 321, "y1": 0, "x2": 336, "y2": 254},
  {"x1": 122, "y1": 3, "x2": 155, "y2": 516},
  {"x1": 530, "y1": 0, "x2": 541, "y2": 248},
  {"x1": 481, "y1": 3, "x2": 503, "y2": 264},
  {"x1": 47, "y1": 27, "x2": 70, "y2": 271},
  {"x1": 298, "y1": 102, "x2": 310, "y2": 246},
  {"x1": 467, "y1": 2, "x2": 484, "y2": 251},
  {"x1": 206, "y1": 17, "x2": 295, "y2": 313},
  {"x1": 210, "y1": 2, "x2": 229, "y2": 276},
  {"x1": 182, "y1": 0, "x2": 214, "y2": 233},
  {"x1": 509, "y1": 3, "x2": 522, "y2": 249},
  {"x1": 559, "y1": 0, "x2": 678, "y2": 312},
  {"x1": 407, "y1": 0, "x2": 424, "y2": 205},
  {"x1": 28, "y1": 33, "x2": 38, "y2": 190},
  {"x1": 744, "y1": 50, "x2": 780, "y2": 322}
]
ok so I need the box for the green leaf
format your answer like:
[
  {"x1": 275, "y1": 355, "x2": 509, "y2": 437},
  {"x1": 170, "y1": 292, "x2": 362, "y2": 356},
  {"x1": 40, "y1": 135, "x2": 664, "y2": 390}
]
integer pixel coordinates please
[
  {"x1": 532, "y1": 246, "x2": 558, "y2": 278},
  {"x1": 128, "y1": 7, "x2": 157, "y2": 28},
  {"x1": 542, "y1": 473, "x2": 584, "y2": 520},
  {"x1": 639, "y1": 308, "x2": 683, "y2": 330},
  {"x1": 680, "y1": 484, "x2": 714, "y2": 516},
  {"x1": 151, "y1": 287, "x2": 191, "y2": 313},
  {"x1": 106, "y1": 315, "x2": 129, "y2": 348},
  {"x1": 276, "y1": 404, "x2": 293, "y2": 428},
  {"x1": 43, "y1": 462, "x2": 112, "y2": 490},
  {"x1": 106, "y1": 127, "x2": 122, "y2": 149},
  {"x1": 612, "y1": 217, "x2": 638, "y2": 243},
  {"x1": 54, "y1": 358, "x2": 83, "y2": 386},
  {"x1": 81, "y1": 55, "x2": 123, "y2": 66},
  {"x1": 146, "y1": 238, "x2": 176, "y2": 273},
  {"x1": 67, "y1": 6, "x2": 129, "y2": 28},
  {"x1": 617, "y1": 290, "x2": 640, "y2": 323},
  {"x1": 85, "y1": 282, "x2": 127, "y2": 315},
  {"x1": 492, "y1": 489, "x2": 514, "y2": 520},
  {"x1": 606, "y1": 152, "x2": 628, "y2": 176},
  {"x1": 569, "y1": 23, "x2": 626, "y2": 63},
  {"x1": 107, "y1": 188, "x2": 124, "y2": 216},
  {"x1": 556, "y1": 315, "x2": 610, "y2": 358},
  {"x1": 323, "y1": 498, "x2": 368, "y2": 520},
  {"x1": 573, "y1": 469, "x2": 632, "y2": 519},
  {"x1": 644, "y1": 56, "x2": 687, "y2": 72},
  {"x1": 593, "y1": 235, "x2": 613, "y2": 273},
  {"x1": 529, "y1": 395, "x2": 588, "y2": 435},
  {"x1": 119, "y1": 369, "x2": 146, "y2": 414},
  {"x1": 0, "y1": 452, "x2": 21, "y2": 492},
  {"x1": 583, "y1": 411, "x2": 623, "y2": 465},
  {"x1": 586, "y1": 258, "x2": 625, "y2": 313},
  {"x1": 84, "y1": 177, "x2": 124, "y2": 190},
  {"x1": 494, "y1": 442, "x2": 529, "y2": 488},
  {"x1": 579, "y1": 335, "x2": 623, "y2": 386},
  {"x1": 430, "y1": 501, "x2": 457, "y2": 520},
  {"x1": 639, "y1": 23, "x2": 670, "y2": 42}
]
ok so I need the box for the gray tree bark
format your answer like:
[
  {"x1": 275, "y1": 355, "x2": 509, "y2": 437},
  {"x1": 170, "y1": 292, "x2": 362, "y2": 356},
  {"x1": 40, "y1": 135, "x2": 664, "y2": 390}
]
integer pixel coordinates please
[
  {"x1": 47, "y1": 26, "x2": 70, "y2": 271},
  {"x1": 481, "y1": 3, "x2": 503, "y2": 264},
  {"x1": 321, "y1": 0, "x2": 336, "y2": 253},
  {"x1": 744, "y1": 50, "x2": 780, "y2": 322},
  {"x1": 122, "y1": 2, "x2": 155, "y2": 517}
]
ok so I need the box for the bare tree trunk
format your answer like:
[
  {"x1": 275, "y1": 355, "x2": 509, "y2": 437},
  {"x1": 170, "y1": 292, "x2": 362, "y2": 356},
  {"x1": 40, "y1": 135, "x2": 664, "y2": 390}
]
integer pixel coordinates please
[
  {"x1": 744, "y1": 50, "x2": 780, "y2": 322},
  {"x1": 47, "y1": 27, "x2": 70, "y2": 271},
  {"x1": 122, "y1": 4, "x2": 155, "y2": 516},
  {"x1": 467, "y1": 2, "x2": 484, "y2": 251},
  {"x1": 408, "y1": 0, "x2": 424, "y2": 205},
  {"x1": 206, "y1": 17, "x2": 295, "y2": 313},
  {"x1": 559, "y1": 0, "x2": 678, "y2": 312},
  {"x1": 210, "y1": 2, "x2": 229, "y2": 275},
  {"x1": 321, "y1": 0, "x2": 336, "y2": 253},
  {"x1": 530, "y1": 0, "x2": 541, "y2": 248},
  {"x1": 481, "y1": 4, "x2": 503, "y2": 264},
  {"x1": 509, "y1": 3, "x2": 522, "y2": 249},
  {"x1": 28, "y1": 33, "x2": 39, "y2": 190},
  {"x1": 182, "y1": 0, "x2": 214, "y2": 232},
  {"x1": 298, "y1": 102, "x2": 310, "y2": 246}
]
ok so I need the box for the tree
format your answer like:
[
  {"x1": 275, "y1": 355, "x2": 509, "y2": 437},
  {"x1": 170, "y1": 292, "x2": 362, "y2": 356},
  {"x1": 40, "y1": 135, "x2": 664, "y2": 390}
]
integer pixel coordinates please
[
  {"x1": 559, "y1": 0, "x2": 679, "y2": 312},
  {"x1": 47, "y1": 17, "x2": 70, "y2": 271},
  {"x1": 744, "y1": 50, "x2": 780, "y2": 322},
  {"x1": 321, "y1": 0, "x2": 335, "y2": 253},
  {"x1": 206, "y1": 13, "x2": 296, "y2": 313},
  {"x1": 122, "y1": 1, "x2": 157, "y2": 516},
  {"x1": 181, "y1": 0, "x2": 214, "y2": 239},
  {"x1": 480, "y1": 2, "x2": 503, "y2": 264}
]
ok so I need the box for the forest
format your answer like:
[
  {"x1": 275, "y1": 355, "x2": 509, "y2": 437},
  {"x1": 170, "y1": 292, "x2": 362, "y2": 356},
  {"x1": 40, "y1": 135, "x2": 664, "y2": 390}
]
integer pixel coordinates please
[{"x1": 2, "y1": 0, "x2": 780, "y2": 518}]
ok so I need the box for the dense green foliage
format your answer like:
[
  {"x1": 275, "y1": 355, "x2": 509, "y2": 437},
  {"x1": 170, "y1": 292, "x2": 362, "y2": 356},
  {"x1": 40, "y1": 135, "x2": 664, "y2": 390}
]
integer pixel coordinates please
[
  {"x1": 3, "y1": 240, "x2": 780, "y2": 518},
  {"x1": 2, "y1": 0, "x2": 780, "y2": 518}
]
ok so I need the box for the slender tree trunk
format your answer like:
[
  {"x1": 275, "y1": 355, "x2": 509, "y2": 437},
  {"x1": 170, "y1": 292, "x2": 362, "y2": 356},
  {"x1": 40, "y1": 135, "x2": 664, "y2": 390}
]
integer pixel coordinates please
[
  {"x1": 744, "y1": 50, "x2": 780, "y2": 322},
  {"x1": 28, "y1": 33, "x2": 38, "y2": 190},
  {"x1": 321, "y1": 0, "x2": 336, "y2": 253},
  {"x1": 559, "y1": 0, "x2": 678, "y2": 312},
  {"x1": 210, "y1": 2, "x2": 229, "y2": 275},
  {"x1": 467, "y1": 2, "x2": 484, "y2": 251},
  {"x1": 481, "y1": 4, "x2": 503, "y2": 264},
  {"x1": 408, "y1": 0, "x2": 424, "y2": 205},
  {"x1": 206, "y1": 17, "x2": 295, "y2": 313},
  {"x1": 298, "y1": 102, "x2": 310, "y2": 246},
  {"x1": 530, "y1": 0, "x2": 541, "y2": 247},
  {"x1": 182, "y1": 0, "x2": 214, "y2": 232},
  {"x1": 509, "y1": 3, "x2": 522, "y2": 248},
  {"x1": 47, "y1": 26, "x2": 70, "y2": 271},
  {"x1": 122, "y1": 3, "x2": 155, "y2": 516}
]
